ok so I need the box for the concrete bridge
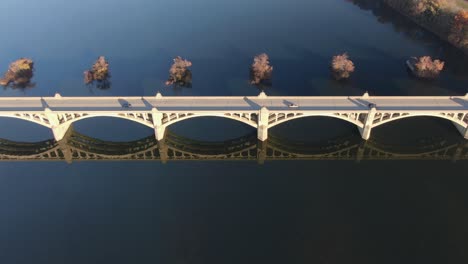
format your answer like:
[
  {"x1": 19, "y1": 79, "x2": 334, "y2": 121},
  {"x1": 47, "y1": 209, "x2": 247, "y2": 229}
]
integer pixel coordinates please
[
  {"x1": 0, "y1": 92, "x2": 467, "y2": 141},
  {"x1": 0, "y1": 129, "x2": 466, "y2": 163}
]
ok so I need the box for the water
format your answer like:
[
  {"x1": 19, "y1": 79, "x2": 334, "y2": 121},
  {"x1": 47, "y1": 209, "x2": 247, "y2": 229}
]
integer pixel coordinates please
[{"x1": 0, "y1": 0, "x2": 467, "y2": 263}]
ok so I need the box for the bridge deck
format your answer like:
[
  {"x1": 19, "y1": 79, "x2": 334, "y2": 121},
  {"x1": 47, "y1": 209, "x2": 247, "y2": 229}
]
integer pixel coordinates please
[{"x1": 0, "y1": 95, "x2": 466, "y2": 113}]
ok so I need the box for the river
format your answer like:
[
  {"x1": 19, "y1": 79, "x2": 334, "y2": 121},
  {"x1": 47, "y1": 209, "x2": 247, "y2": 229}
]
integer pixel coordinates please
[{"x1": 0, "y1": 0, "x2": 467, "y2": 263}]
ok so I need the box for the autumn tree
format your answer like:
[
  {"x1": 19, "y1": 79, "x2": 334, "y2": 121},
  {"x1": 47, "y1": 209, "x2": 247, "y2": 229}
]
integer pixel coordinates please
[
  {"x1": 250, "y1": 53, "x2": 273, "y2": 86},
  {"x1": 410, "y1": 0, "x2": 446, "y2": 16},
  {"x1": 412, "y1": 56, "x2": 445, "y2": 78},
  {"x1": 449, "y1": 10, "x2": 468, "y2": 48},
  {"x1": 331, "y1": 53, "x2": 355, "y2": 80},
  {"x1": 165, "y1": 56, "x2": 192, "y2": 87},
  {"x1": 0, "y1": 58, "x2": 35, "y2": 89},
  {"x1": 84, "y1": 56, "x2": 111, "y2": 89}
]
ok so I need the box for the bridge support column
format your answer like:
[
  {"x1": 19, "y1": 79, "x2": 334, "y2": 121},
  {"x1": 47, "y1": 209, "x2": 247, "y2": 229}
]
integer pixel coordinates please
[
  {"x1": 57, "y1": 125, "x2": 74, "y2": 164},
  {"x1": 359, "y1": 106, "x2": 376, "y2": 140},
  {"x1": 452, "y1": 140, "x2": 467, "y2": 163},
  {"x1": 45, "y1": 108, "x2": 72, "y2": 141},
  {"x1": 51, "y1": 124, "x2": 72, "y2": 142},
  {"x1": 356, "y1": 140, "x2": 367, "y2": 163},
  {"x1": 257, "y1": 139, "x2": 267, "y2": 165},
  {"x1": 257, "y1": 107, "x2": 269, "y2": 141},
  {"x1": 453, "y1": 122, "x2": 468, "y2": 139},
  {"x1": 152, "y1": 108, "x2": 166, "y2": 141}
]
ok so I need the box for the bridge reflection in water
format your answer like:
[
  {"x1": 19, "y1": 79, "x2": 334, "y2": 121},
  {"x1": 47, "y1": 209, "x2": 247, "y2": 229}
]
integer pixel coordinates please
[{"x1": 0, "y1": 127, "x2": 466, "y2": 163}]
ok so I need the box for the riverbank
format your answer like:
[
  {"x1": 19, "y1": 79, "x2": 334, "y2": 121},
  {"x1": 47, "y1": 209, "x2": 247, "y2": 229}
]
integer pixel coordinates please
[{"x1": 384, "y1": 0, "x2": 468, "y2": 55}]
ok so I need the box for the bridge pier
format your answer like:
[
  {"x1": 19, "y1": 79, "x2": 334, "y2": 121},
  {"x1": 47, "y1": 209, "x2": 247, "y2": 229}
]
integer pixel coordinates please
[
  {"x1": 155, "y1": 126, "x2": 166, "y2": 141},
  {"x1": 359, "y1": 106, "x2": 377, "y2": 140},
  {"x1": 356, "y1": 140, "x2": 368, "y2": 163},
  {"x1": 51, "y1": 124, "x2": 72, "y2": 141},
  {"x1": 57, "y1": 126, "x2": 74, "y2": 164},
  {"x1": 157, "y1": 138, "x2": 168, "y2": 164},
  {"x1": 257, "y1": 107, "x2": 270, "y2": 141},
  {"x1": 152, "y1": 108, "x2": 166, "y2": 140},
  {"x1": 44, "y1": 108, "x2": 72, "y2": 141},
  {"x1": 257, "y1": 139, "x2": 267, "y2": 165}
]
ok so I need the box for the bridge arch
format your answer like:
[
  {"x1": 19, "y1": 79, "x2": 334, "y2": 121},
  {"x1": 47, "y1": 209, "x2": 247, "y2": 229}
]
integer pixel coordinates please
[
  {"x1": 59, "y1": 113, "x2": 155, "y2": 129},
  {"x1": 162, "y1": 113, "x2": 258, "y2": 128},
  {"x1": 0, "y1": 114, "x2": 52, "y2": 128},
  {"x1": 267, "y1": 113, "x2": 364, "y2": 129},
  {"x1": 370, "y1": 113, "x2": 467, "y2": 129}
]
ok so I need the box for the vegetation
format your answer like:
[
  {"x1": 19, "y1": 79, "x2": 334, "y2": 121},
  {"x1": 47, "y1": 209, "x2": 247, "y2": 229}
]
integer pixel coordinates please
[
  {"x1": 410, "y1": 0, "x2": 447, "y2": 16},
  {"x1": 250, "y1": 53, "x2": 273, "y2": 87},
  {"x1": 412, "y1": 56, "x2": 445, "y2": 78},
  {"x1": 165, "y1": 56, "x2": 192, "y2": 87},
  {"x1": 331, "y1": 53, "x2": 355, "y2": 80},
  {"x1": 0, "y1": 58, "x2": 35, "y2": 89},
  {"x1": 384, "y1": 0, "x2": 468, "y2": 54},
  {"x1": 448, "y1": 10, "x2": 468, "y2": 48},
  {"x1": 84, "y1": 56, "x2": 111, "y2": 89}
]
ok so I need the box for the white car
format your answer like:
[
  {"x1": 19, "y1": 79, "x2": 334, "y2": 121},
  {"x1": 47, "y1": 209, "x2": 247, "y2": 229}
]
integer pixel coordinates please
[{"x1": 288, "y1": 103, "x2": 299, "y2": 108}]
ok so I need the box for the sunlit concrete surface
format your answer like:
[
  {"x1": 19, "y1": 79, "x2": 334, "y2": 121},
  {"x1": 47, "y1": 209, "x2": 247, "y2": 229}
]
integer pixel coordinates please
[{"x1": 0, "y1": 92, "x2": 466, "y2": 141}]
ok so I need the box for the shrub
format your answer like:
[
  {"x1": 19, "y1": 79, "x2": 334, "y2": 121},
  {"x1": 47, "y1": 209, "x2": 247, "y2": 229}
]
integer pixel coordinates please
[
  {"x1": 84, "y1": 56, "x2": 110, "y2": 89},
  {"x1": 0, "y1": 58, "x2": 35, "y2": 89},
  {"x1": 165, "y1": 56, "x2": 192, "y2": 87},
  {"x1": 331, "y1": 53, "x2": 355, "y2": 80},
  {"x1": 250, "y1": 53, "x2": 273, "y2": 86},
  {"x1": 413, "y1": 56, "x2": 445, "y2": 78},
  {"x1": 410, "y1": 0, "x2": 446, "y2": 16}
]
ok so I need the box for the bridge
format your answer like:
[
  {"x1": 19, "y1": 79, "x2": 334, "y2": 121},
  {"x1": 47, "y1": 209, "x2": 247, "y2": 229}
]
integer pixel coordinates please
[
  {"x1": 0, "y1": 128, "x2": 466, "y2": 163},
  {"x1": 0, "y1": 92, "x2": 467, "y2": 141}
]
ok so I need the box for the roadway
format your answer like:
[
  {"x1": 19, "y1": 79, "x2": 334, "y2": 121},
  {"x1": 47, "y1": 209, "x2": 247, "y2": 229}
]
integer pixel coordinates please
[{"x1": 0, "y1": 94, "x2": 466, "y2": 113}]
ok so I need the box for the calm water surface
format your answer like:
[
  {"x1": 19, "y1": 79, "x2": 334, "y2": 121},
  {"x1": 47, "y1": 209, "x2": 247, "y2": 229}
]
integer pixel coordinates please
[{"x1": 0, "y1": 0, "x2": 467, "y2": 263}]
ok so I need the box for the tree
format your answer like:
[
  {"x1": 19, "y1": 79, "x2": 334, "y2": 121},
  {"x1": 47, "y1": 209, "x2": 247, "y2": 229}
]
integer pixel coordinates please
[
  {"x1": 84, "y1": 56, "x2": 111, "y2": 89},
  {"x1": 449, "y1": 10, "x2": 468, "y2": 48},
  {"x1": 331, "y1": 53, "x2": 355, "y2": 80},
  {"x1": 0, "y1": 58, "x2": 35, "y2": 89},
  {"x1": 412, "y1": 56, "x2": 445, "y2": 78},
  {"x1": 165, "y1": 56, "x2": 192, "y2": 87},
  {"x1": 409, "y1": 0, "x2": 446, "y2": 16},
  {"x1": 250, "y1": 53, "x2": 273, "y2": 87}
]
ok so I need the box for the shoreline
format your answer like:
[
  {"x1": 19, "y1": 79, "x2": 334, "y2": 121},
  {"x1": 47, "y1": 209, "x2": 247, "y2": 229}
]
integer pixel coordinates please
[{"x1": 383, "y1": 0, "x2": 468, "y2": 55}]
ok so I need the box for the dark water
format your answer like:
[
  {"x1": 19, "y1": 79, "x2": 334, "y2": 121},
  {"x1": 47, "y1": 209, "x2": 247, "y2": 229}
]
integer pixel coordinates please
[{"x1": 0, "y1": 0, "x2": 467, "y2": 263}]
